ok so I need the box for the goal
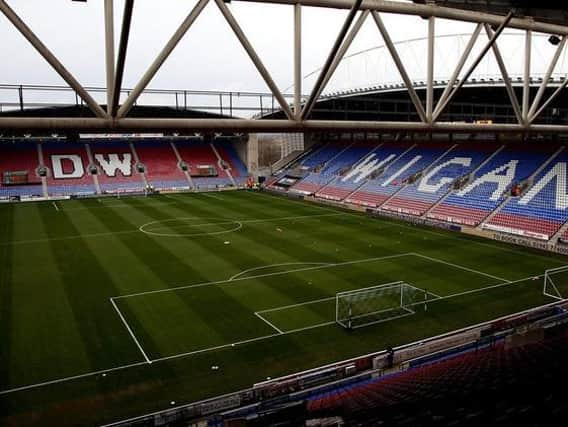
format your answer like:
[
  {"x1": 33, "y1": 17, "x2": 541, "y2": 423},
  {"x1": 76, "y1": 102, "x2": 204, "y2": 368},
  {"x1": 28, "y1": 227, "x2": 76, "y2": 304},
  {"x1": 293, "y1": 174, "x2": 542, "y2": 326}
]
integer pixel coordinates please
[
  {"x1": 336, "y1": 281, "x2": 429, "y2": 330},
  {"x1": 543, "y1": 266, "x2": 568, "y2": 300}
]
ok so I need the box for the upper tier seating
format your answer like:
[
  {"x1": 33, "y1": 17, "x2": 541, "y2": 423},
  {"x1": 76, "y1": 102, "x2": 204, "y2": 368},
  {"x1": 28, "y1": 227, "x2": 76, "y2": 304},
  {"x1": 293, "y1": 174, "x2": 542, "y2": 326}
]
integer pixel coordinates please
[
  {"x1": 42, "y1": 141, "x2": 97, "y2": 196},
  {"x1": 0, "y1": 141, "x2": 43, "y2": 198},
  {"x1": 345, "y1": 143, "x2": 450, "y2": 208},
  {"x1": 428, "y1": 145, "x2": 556, "y2": 226},
  {"x1": 134, "y1": 141, "x2": 188, "y2": 190},
  {"x1": 382, "y1": 143, "x2": 498, "y2": 216},
  {"x1": 484, "y1": 148, "x2": 568, "y2": 240}
]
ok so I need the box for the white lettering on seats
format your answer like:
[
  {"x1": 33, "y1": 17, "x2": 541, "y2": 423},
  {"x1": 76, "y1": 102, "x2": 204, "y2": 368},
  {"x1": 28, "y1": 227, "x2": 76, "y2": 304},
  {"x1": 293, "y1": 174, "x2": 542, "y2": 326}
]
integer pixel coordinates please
[
  {"x1": 51, "y1": 154, "x2": 84, "y2": 179},
  {"x1": 417, "y1": 157, "x2": 472, "y2": 193},
  {"x1": 94, "y1": 153, "x2": 132, "y2": 177},
  {"x1": 382, "y1": 156, "x2": 422, "y2": 187},
  {"x1": 456, "y1": 160, "x2": 518, "y2": 201},
  {"x1": 342, "y1": 154, "x2": 396, "y2": 184},
  {"x1": 519, "y1": 162, "x2": 568, "y2": 209}
]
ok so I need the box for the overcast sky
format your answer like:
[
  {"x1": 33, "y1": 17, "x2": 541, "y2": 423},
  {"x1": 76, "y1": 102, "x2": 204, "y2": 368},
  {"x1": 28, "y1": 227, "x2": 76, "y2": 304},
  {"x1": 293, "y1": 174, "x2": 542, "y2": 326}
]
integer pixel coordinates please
[{"x1": 0, "y1": 0, "x2": 476, "y2": 93}]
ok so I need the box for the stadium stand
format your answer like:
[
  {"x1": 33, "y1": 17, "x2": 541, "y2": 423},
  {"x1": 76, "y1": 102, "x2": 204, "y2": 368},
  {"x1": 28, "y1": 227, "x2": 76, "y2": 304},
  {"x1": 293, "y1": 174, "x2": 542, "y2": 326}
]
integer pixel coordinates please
[
  {"x1": 42, "y1": 140, "x2": 97, "y2": 196},
  {"x1": 134, "y1": 140, "x2": 189, "y2": 191},
  {"x1": 483, "y1": 148, "x2": 568, "y2": 240},
  {"x1": 289, "y1": 142, "x2": 350, "y2": 194},
  {"x1": 428, "y1": 145, "x2": 557, "y2": 226},
  {"x1": 315, "y1": 142, "x2": 382, "y2": 200},
  {"x1": 0, "y1": 138, "x2": 249, "y2": 198},
  {"x1": 213, "y1": 140, "x2": 248, "y2": 184},
  {"x1": 382, "y1": 143, "x2": 498, "y2": 216},
  {"x1": 0, "y1": 140, "x2": 43, "y2": 198},
  {"x1": 344, "y1": 142, "x2": 451, "y2": 208},
  {"x1": 306, "y1": 333, "x2": 568, "y2": 426},
  {"x1": 89, "y1": 140, "x2": 146, "y2": 193},
  {"x1": 175, "y1": 139, "x2": 234, "y2": 189}
]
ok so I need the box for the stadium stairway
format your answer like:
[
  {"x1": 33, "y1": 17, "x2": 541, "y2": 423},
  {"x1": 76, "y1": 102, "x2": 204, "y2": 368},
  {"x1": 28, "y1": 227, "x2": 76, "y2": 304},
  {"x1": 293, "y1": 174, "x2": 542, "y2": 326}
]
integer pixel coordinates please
[
  {"x1": 36, "y1": 141, "x2": 49, "y2": 197},
  {"x1": 85, "y1": 143, "x2": 102, "y2": 194},
  {"x1": 170, "y1": 141, "x2": 195, "y2": 188},
  {"x1": 210, "y1": 142, "x2": 237, "y2": 186}
]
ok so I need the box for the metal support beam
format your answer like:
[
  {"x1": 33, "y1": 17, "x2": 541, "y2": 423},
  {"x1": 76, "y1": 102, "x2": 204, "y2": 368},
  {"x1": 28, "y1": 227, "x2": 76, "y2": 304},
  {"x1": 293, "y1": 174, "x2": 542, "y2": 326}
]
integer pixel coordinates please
[
  {"x1": 310, "y1": 9, "x2": 369, "y2": 118},
  {"x1": 236, "y1": 0, "x2": 568, "y2": 36},
  {"x1": 485, "y1": 23, "x2": 522, "y2": 124},
  {"x1": 522, "y1": 30, "x2": 532, "y2": 124},
  {"x1": 432, "y1": 11, "x2": 513, "y2": 122},
  {"x1": 528, "y1": 36, "x2": 567, "y2": 120},
  {"x1": 433, "y1": 24, "x2": 481, "y2": 120},
  {"x1": 104, "y1": 0, "x2": 115, "y2": 113},
  {"x1": 1, "y1": 116, "x2": 567, "y2": 134},
  {"x1": 426, "y1": 16, "x2": 435, "y2": 123},
  {"x1": 530, "y1": 77, "x2": 568, "y2": 124},
  {"x1": 111, "y1": 0, "x2": 134, "y2": 117},
  {"x1": 215, "y1": 0, "x2": 294, "y2": 120},
  {"x1": 0, "y1": 0, "x2": 107, "y2": 118},
  {"x1": 372, "y1": 11, "x2": 427, "y2": 123},
  {"x1": 294, "y1": 2, "x2": 302, "y2": 118},
  {"x1": 301, "y1": 0, "x2": 364, "y2": 120},
  {"x1": 117, "y1": 0, "x2": 209, "y2": 119}
]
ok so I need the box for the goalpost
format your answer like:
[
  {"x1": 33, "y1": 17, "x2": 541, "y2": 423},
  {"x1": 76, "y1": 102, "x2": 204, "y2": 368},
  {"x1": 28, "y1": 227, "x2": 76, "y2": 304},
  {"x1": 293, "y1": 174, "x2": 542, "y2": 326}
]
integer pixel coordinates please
[
  {"x1": 543, "y1": 266, "x2": 568, "y2": 300},
  {"x1": 336, "y1": 281, "x2": 430, "y2": 330}
]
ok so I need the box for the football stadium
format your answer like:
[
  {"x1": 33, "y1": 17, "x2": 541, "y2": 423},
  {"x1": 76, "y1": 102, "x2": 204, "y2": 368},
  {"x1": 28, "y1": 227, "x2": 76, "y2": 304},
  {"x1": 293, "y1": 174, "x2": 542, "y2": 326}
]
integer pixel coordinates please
[{"x1": 2, "y1": 1, "x2": 568, "y2": 426}]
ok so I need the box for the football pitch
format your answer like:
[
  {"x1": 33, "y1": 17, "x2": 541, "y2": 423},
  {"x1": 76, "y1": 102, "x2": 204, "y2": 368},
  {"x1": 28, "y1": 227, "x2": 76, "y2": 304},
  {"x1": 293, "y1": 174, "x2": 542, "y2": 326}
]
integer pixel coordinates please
[{"x1": 0, "y1": 190, "x2": 566, "y2": 426}]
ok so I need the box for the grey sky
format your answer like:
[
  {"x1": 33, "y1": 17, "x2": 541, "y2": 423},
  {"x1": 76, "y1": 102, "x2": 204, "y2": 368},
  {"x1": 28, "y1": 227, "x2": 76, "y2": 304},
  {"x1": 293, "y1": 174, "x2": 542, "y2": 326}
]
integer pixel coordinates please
[{"x1": 0, "y1": 0, "x2": 475, "y2": 94}]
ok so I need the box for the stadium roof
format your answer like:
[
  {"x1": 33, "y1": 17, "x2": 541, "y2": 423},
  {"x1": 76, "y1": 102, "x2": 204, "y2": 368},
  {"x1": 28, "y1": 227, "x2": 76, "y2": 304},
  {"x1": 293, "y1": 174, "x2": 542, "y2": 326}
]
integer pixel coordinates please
[{"x1": 410, "y1": 1, "x2": 568, "y2": 28}]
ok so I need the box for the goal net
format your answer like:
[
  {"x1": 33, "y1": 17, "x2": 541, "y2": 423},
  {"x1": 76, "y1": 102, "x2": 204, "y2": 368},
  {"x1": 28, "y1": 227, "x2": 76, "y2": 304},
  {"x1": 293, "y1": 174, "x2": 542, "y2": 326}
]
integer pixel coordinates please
[
  {"x1": 336, "y1": 281, "x2": 428, "y2": 329},
  {"x1": 543, "y1": 266, "x2": 568, "y2": 300}
]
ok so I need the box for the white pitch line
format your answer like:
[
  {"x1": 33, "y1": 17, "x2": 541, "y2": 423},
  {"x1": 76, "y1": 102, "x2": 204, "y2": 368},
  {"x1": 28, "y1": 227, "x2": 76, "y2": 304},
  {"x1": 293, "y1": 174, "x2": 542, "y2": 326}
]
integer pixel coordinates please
[
  {"x1": 229, "y1": 262, "x2": 332, "y2": 282},
  {"x1": 150, "y1": 332, "x2": 282, "y2": 364},
  {"x1": 412, "y1": 252, "x2": 510, "y2": 283},
  {"x1": 0, "y1": 212, "x2": 345, "y2": 246},
  {"x1": 52, "y1": 201, "x2": 59, "y2": 212},
  {"x1": 114, "y1": 253, "x2": 414, "y2": 300},
  {"x1": 110, "y1": 298, "x2": 152, "y2": 364},
  {"x1": 0, "y1": 360, "x2": 148, "y2": 396},
  {"x1": 0, "y1": 273, "x2": 556, "y2": 396},
  {"x1": 254, "y1": 312, "x2": 284, "y2": 334},
  {"x1": 257, "y1": 296, "x2": 337, "y2": 314}
]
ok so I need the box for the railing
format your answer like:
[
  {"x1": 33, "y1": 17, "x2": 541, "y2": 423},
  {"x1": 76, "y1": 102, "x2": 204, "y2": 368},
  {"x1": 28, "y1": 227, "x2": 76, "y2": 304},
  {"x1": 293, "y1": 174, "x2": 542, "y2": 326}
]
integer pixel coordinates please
[{"x1": 0, "y1": 84, "x2": 307, "y2": 118}]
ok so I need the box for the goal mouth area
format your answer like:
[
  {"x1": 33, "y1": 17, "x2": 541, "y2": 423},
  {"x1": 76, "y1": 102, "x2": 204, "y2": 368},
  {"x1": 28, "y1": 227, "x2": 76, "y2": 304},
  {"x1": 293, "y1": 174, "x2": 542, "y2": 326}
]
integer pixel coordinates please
[
  {"x1": 544, "y1": 266, "x2": 568, "y2": 301},
  {"x1": 335, "y1": 281, "x2": 440, "y2": 330}
]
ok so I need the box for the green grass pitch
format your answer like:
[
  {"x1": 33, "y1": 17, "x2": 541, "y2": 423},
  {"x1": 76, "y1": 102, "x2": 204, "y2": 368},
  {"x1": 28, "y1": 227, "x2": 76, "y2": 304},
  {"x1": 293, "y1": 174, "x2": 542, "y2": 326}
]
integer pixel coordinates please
[{"x1": 0, "y1": 190, "x2": 566, "y2": 426}]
